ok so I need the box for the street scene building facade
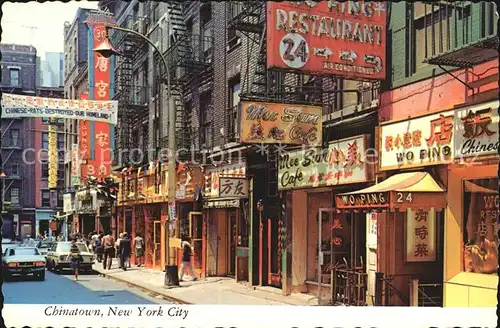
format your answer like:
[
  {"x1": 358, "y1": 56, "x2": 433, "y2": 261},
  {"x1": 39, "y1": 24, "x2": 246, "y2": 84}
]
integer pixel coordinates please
[{"x1": 1, "y1": 0, "x2": 497, "y2": 308}]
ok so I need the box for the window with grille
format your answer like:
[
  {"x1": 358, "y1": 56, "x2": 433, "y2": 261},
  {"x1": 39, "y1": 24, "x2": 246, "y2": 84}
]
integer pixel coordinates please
[{"x1": 42, "y1": 190, "x2": 51, "y2": 207}]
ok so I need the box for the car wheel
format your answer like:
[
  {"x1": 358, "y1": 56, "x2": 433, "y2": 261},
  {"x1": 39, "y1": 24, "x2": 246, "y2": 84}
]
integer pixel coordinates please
[{"x1": 38, "y1": 271, "x2": 45, "y2": 281}]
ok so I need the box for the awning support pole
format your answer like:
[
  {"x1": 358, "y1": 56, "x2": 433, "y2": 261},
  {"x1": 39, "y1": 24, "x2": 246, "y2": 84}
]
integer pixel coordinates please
[{"x1": 437, "y1": 65, "x2": 474, "y2": 90}]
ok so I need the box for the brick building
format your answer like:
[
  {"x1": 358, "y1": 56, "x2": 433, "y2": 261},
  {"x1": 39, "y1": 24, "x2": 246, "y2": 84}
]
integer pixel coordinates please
[{"x1": 0, "y1": 43, "x2": 38, "y2": 239}]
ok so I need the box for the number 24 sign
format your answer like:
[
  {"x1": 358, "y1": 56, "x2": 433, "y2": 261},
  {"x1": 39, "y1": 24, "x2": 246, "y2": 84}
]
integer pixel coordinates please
[{"x1": 396, "y1": 192, "x2": 412, "y2": 203}]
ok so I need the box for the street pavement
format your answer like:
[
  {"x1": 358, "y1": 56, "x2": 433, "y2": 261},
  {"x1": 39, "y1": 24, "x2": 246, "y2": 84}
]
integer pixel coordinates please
[{"x1": 3, "y1": 269, "x2": 173, "y2": 304}]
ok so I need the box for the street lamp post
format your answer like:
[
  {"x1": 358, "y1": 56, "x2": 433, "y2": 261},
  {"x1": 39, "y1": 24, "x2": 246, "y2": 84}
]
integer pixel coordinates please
[{"x1": 94, "y1": 24, "x2": 179, "y2": 286}]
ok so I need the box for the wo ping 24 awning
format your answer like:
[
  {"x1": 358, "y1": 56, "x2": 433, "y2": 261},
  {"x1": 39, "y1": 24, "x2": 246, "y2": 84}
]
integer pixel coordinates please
[{"x1": 335, "y1": 172, "x2": 446, "y2": 212}]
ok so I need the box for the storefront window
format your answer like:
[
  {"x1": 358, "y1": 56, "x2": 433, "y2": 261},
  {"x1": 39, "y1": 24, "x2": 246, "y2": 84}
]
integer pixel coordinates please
[{"x1": 463, "y1": 178, "x2": 499, "y2": 274}]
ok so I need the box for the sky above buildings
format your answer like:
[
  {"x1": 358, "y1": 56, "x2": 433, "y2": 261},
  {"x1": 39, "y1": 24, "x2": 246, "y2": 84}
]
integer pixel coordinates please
[{"x1": 2, "y1": 1, "x2": 98, "y2": 59}]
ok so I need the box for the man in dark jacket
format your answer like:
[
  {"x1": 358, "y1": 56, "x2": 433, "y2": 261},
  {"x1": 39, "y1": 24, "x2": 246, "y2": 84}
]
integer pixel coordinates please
[{"x1": 118, "y1": 232, "x2": 131, "y2": 271}]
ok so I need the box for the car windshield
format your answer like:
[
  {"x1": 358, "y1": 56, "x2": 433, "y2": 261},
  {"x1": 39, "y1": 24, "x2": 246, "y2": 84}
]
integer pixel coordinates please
[
  {"x1": 58, "y1": 243, "x2": 88, "y2": 252},
  {"x1": 37, "y1": 241, "x2": 53, "y2": 248},
  {"x1": 11, "y1": 248, "x2": 39, "y2": 256}
]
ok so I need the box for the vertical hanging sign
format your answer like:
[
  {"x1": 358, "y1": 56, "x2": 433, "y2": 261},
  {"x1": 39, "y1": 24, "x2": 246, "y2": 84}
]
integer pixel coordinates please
[
  {"x1": 71, "y1": 143, "x2": 81, "y2": 186},
  {"x1": 84, "y1": 9, "x2": 116, "y2": 181},
  {"x1": 48, "y1": 124, "x2": 58, "y2": 190}
]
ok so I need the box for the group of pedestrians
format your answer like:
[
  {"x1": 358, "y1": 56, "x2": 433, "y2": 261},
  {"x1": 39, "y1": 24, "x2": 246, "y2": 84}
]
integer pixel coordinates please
[{"x1": 88, "y1": 231, "x2": 145, "y2": 271}]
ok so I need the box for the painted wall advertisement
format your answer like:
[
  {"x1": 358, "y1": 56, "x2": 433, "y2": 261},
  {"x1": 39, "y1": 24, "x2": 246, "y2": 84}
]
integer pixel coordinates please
[
  {"x1": 406, "y1": 208, "x2": 436, "y2": 262},
  {"x1": 380, "y1": 100, "x2": 499, "y2": 170},
  {"x1": 278, "y1": 135, "x2": 370, "y2": 190},
  {"x1": 239, "y1": 100, "x2": 322, "y2": 145},
  {"x1": 83, "y1": 11, "x2": 116, "y2": 180},
  {"x1": 266, "y1": 1, "x2": 387, "y2": 80},
  {"x1": 48, "y1": 124, "x2": 58, "y2": 190}
]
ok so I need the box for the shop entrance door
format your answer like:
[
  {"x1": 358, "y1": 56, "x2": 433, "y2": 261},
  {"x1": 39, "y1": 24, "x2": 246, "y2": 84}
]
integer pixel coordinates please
[
  {"x1": 189, "y1": 212, "x2": 203, "y2": 272},
  {"x1": 366, "y1": 213, "x2": 378, "y2": 305},
  {"x1": 153, "y1": 220, "x2": 161, "y2": 270},
  {"x1": 317, "y1": 208, "x2": 336, "y2": 305}
]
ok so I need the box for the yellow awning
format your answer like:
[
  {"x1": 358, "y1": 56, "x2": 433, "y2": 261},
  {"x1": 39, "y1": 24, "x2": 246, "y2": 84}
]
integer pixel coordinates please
[{"x1": 336, "y1": 172, "x2": 446, "y2": 211}]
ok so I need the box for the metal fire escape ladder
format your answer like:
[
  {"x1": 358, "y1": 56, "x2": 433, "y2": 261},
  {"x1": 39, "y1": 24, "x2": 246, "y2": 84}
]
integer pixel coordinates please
[{"x1": 1, "y1": 119, "x2": 15, "y2": 139}]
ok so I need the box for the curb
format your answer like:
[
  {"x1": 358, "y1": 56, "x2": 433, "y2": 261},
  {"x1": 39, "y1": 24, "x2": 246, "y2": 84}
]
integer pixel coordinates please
[{"x1": 96, "y1": 270, "x2": 192, "y2": 305}]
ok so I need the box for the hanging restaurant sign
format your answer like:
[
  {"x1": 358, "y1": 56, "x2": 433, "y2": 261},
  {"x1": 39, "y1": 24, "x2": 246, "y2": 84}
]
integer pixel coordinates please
[
  {"x1": 205, "y1": 162, "x2": 247, "y2": 198},
  {"x1": 71, "y1": 143, "x2": 80, "y2": 186},
  {"x1": 239, "y1": 100, "x2": 322, "y2": 145},
  {"x1": 48, "y1": 124, "x2": 58, "y2": 190},
  {"x1": 405, "y1": 208, "x2": 436, "y2": 262},
  {"x1": 278, "y1": 135, "x2": 370, "y2": 190},
  {"x1": 266, "y1": 1, "x2": 387, "y2": 80},
  {"x1": 1, "y1": 93, "x2": 118, "y2": 124}
]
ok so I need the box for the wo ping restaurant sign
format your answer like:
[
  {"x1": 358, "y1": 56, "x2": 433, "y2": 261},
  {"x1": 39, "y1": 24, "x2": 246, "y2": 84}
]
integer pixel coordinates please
[
  {"x1": 380, "y1": 100, "x2": 499, "y2": 170},
  {"x1": 239, "y1": 100, "x2": 322, "y2": 145},
  {"x1": 278, "y1": 135, "x2": 370, "y2": 190}
]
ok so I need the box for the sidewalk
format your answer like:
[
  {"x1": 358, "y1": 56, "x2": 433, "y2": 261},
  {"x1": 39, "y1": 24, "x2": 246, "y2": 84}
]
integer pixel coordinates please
[{"x1": 92, "y1": 261, "x2": 317, "y2": 305}]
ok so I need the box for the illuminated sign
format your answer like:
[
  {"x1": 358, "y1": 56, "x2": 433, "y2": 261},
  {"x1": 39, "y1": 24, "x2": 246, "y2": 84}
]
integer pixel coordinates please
[
  {"x1": 266, "y1": 1, "x2": 387, "y2": 80},
  {"x1": 240, "y1": 100, "x2": 322, "y2": 145}
]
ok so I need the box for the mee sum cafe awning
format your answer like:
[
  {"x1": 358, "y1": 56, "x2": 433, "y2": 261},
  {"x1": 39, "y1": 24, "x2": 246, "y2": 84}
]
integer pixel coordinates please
[{"x1": 335, "y1": 172, "x2": 446, "y2": 213}]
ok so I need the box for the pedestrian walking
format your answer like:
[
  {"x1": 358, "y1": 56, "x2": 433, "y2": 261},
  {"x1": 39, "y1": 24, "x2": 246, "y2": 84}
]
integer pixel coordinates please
[
  {"x1": 179, "y1": 236, "x2": 197, "y2": 281},
  {"x1": 115, "y1": 233, "x2": 123, "y2": 267},
  {"x1": 102, "y1": 231, "x2": 115, "y2": 270},
  {"x1": 118, "y1": 232, "x2": 131, "y2": 271},
  {"x1": 67, "y1": 239, "x2": 83, "y2": 281},
  {"x1": 133, "y1": 234, "x2": 144, "y2": 267}
]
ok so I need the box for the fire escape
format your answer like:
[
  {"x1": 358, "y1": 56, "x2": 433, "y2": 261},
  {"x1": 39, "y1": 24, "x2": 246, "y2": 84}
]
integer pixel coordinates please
[
  {"x1": 158, "y1": 2, "x2": 214, "y2": 161},
  {"x1": 1, "y1": 119, "x2": 23, "y2": 210},
  {"x1": 111, "y1": 14, "x2": 149, "y2": 167}
]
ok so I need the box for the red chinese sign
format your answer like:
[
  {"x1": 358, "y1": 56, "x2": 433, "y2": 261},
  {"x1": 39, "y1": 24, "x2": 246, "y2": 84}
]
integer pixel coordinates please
[
  {"x1": 84, "y1": 22, "x2": 113, "y2": 180},
  {"x1": 266, "y1": 1, "x2": 387, "y2": 80}
]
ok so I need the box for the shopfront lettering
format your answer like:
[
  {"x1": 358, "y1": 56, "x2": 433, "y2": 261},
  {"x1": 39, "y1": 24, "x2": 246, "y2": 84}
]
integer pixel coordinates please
[
  {"x1": 289, "y1": 125, "x2": 318, "y2": 143},
  {"x1": 425, "y1": 114, "x2": 454, "y2": 146},
  {"x1": 245, "y1": 104, "x2": 278, "y2": 121},
  {"x1": 280, "y1": 168, "x2": 304, "y2": 188},
  {"x1": 340, "y1": 192, "x2": 387, "y2": 206},
  {"x1": 459, "y1": 138, "x2": 499, "y2": 156},
  {"x1": 281, "y1": 107, "x2": 320, "y2": 125}
]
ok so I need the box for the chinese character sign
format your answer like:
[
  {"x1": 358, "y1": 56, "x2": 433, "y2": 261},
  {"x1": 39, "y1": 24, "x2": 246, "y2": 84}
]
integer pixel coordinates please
[
  {"x1": 205, "y1": 163, "x2": 247, "y2": 198},
  {"x1": 85, "y1": 21, "x2": 114, "y2": 180},
  {"x1": 218, "y1": 178, "x2": 249, "y2": 198},
  {"x1": 406, "y1": 208, "x2": 436, "y2": 262},
  {"x1": 267, "y1": 1, "x2": 387, "y2": 80},
  {"x1": 278, "y1": 135, "x2": 369, "y2": 190},
  {"x1": 454, "y1": 100, "x2": 499, "y2": 159},
  {"x1": 380, "y1": 111, "x2": 455, "y2": 170},
  {"x1": 48, "y1": 124, "x2": 58, "y2": 190},
  {"x1": 71, "y1": 143, "x2": 81, "y2": 186}
]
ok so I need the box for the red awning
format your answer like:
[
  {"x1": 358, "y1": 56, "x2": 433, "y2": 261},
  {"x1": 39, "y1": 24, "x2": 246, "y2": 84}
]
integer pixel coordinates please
[{"x1": 335, "y1": 172, "x2": 446, "y2": 212}]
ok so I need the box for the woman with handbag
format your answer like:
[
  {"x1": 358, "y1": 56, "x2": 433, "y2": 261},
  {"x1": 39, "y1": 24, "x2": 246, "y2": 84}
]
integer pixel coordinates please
[{"x1": 68, "y1": 239, "x2": 83, "y2": 281}]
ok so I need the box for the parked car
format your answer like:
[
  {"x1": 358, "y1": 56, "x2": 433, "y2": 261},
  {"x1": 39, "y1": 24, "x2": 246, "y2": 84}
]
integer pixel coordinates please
[
  {"x1": 3, "y1": 245, "x2": 20, "y2": 257},
  {"x1": 2, "y1": 238, "x2": 20, "y2": 247},
  {"x1": 46, "y1": 242, "x2": 94, "y2": 273},
  {"x1": 2, "y1": 247, "x2": 46, "y2": 281},
  {"x1": 36, "y1": 240, "x2": 55, "y2": 258}
]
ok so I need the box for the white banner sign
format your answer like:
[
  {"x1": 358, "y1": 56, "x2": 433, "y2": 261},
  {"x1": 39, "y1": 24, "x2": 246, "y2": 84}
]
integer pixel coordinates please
[
  {"x1": 71, "y1": 144, "x2": 81, "y2": 186},
  {"x1": 1, "y1": 93, "x2": 118, "y2": 124},
  {"x1": 454, "y1": 100, "x2": 499, "y2": 159},
  {"x1": 63, "y1": 194, "x2": 74, "y2": 213}
]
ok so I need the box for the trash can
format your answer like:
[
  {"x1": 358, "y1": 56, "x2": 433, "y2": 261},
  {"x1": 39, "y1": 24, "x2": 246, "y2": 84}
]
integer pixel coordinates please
[{"x1": 164, "y1": 265, "x2": 179, "y2": 286}]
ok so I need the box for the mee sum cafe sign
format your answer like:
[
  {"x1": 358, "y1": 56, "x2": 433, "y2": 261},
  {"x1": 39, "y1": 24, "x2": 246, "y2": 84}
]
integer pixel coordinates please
[
  {"x1": 278, "y1": 135, "x2": 370, "y2": 190},
  {"x1": 239, "y1": 101, "x2": 322, "y2": 145}
]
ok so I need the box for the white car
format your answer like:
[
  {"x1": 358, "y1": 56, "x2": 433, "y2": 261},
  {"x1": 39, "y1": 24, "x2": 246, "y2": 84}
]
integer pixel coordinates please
[
  {"x1": 46, "y1": 242, "x2": 94, "y2": 273},
  {"x1": 2, "y1": 247, "x2": 46, "y2": 281}
]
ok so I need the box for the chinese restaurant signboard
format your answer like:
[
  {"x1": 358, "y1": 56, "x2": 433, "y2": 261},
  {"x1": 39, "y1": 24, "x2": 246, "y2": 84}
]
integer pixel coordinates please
[
  {"x1": 1, "y1": 93, "x2": 117, "y2": 124},
  {"x1": 454, "y1": 100, "x2": 498, "y2": 159},
  {"x1": 406, "y1": 208, "x2": 436, "y2": 262},
  {"x1": 84, "y1": 9, "x2": 116, "y2": 180},
  {"x1": 239, "y1": 100, "x2": 322, "y2": 145},
  {"x1": 219, "y1": 178, "x2": 249, "y2": 198},
  {"x1": 266, "y1": 1, "x2": 387, "y2": 80},
  {"x1": 380, "y1": 100, "x2": 499, "y2": 170},
  {"x1": 71, "y1": 143, "x2": 81, "y2": 186},
  {"x1": 204, "y1": 162, "x2": 247, "y2": 198},
  {"x1": 278, "y1": 135, "x2": 370, "y2": 190},
  {"x1": 380, "y1": 111, "x2": 455, "y2": 170}
]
